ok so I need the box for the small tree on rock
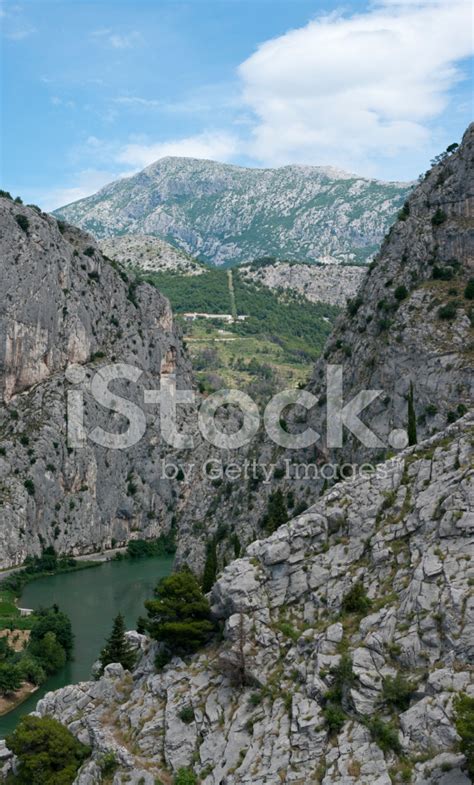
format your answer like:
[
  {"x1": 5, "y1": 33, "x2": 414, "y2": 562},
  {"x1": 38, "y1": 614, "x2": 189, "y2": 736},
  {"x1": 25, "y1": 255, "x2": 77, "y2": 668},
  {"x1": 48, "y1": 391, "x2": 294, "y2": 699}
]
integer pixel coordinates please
[{"x1": 100, "y1": 613, "x2": 136, "y2": 672}]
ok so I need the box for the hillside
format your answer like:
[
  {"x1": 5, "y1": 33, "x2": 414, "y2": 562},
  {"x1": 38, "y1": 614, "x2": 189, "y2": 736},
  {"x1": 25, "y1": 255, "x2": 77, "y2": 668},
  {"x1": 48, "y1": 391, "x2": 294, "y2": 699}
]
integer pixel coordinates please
[
  {"x1": 240, "y1": 259, "x2": 366, "y2": 307},
  {"x1": 54, "y1": 157, "x2": 410, "y2": 267},
  {"x1": 100, "y1": 234, "x2": 204, "y2": 275},
  {"x1": 31, "y1": 414, "x2": 474, "y2": 785}
]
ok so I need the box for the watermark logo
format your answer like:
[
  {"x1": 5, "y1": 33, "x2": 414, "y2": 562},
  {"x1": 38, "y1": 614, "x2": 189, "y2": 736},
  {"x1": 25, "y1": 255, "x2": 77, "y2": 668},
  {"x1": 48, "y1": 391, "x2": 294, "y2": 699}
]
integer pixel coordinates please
[{"x1": 65, "y1": 362, "x2": 408, "y2": 452}]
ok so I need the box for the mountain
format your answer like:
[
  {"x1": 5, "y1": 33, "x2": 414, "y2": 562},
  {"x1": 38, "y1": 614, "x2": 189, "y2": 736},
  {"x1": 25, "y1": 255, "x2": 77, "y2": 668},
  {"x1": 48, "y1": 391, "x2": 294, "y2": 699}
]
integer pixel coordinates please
[
  {"x1": 240, "y1": 259, "x2": 366, "y2": 307},
  {"x1": 54, "y1": 157, "x2": 411, "y2": 267}
]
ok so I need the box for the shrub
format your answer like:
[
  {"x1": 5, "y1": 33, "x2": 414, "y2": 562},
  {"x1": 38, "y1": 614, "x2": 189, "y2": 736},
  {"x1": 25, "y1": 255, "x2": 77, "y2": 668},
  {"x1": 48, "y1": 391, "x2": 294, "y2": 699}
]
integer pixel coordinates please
[
  {"x1": 0, "y1": 189, "x2": 12, "y2": 199},
  {"x1": 407, "y1": 381, "x2": 417, "y2": 446},
  {"x1": 453, "y1": 693, "x2": 474, "y2": 777},
  {"x1": 398, "y1": 201, "x2": 410, "y2": 221},
  {"x1": 6, "y1": 715, "x2": 90, "y2": 785},
  {"x1": 143, "y1": 570, "x2": 215, "y2": 656},
  {"x1": 174, "y1": 769, "x2": 197, "y2": 785},
  {"x1": 464, "y1": 279, "x2": 474, "y2": 300},
  {"x1": 202, "y1": 537, "x2": 218, "y2": 593},
  {"x1": 84, "y1": 246, "x2": 95, "y2": 257},
  {"x1": 432, "y1": 208, "x2": 447, "y2": 226},
  {"x1": 23, "y1": 478, "x2": 35, "y2": 496},
  {"x1": 438, "y1": 302, "x2": 457, "y2": 320},
  {"x1": 341, "y1": 582, "x2": 372, "y2": 615},
  {"x1": 0, "y1": 663, "x2": 22, "y2": 695},
  {"x1": 98, "y1": 751, "x2": 118, "y2": 775},
  {"x1": 347, "y1": 296, "x2": 363, "y2": 316},
  {"x1": 394, "y1": 285, "x2": 408, "y2": 301},
  {"x1": 15, "y1": 214, "x2": 29, "y2": 233},
  {"x1": 366, "y1": 715, "x2": 401, "y2": 753},
  {"x1": 382, "y1": 673, "x2": 415, "y2": 711},
  {"x1": 178, "y1": 705, "x2": 195, "y2": 724},
  {"x1": 323, "y1": 702, "x2": 347, "y2": 733},
  {"x1": 433, "y1": 265, "x2": 454, "y2": 281}
]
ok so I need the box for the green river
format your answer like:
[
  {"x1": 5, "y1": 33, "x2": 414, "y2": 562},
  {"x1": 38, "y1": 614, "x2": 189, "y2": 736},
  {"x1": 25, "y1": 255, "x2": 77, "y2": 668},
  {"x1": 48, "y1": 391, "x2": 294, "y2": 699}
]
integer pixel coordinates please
[{"x1": 0, "y1": 555, "x2": 173, "y2": 739}]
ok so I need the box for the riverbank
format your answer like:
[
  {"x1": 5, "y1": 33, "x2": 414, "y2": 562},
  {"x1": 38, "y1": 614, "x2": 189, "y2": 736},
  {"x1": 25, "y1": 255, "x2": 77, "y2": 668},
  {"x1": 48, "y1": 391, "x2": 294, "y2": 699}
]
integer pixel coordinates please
[{"x1": 0, "y1": 553, "x2": 174, "y2": 738}]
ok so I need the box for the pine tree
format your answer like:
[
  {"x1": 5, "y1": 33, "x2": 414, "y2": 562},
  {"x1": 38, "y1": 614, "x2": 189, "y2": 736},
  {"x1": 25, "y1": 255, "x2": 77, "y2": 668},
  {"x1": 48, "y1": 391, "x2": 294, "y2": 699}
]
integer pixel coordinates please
[
  {"x1": 100, "y1": 613, "x2": 136, "y2": 672},
  {"x1": 264, "y1": 489, "x2": 288, "y2": 533},
  {"x1": 407, "y1": 382, "x2": 417, "y2": 446}
]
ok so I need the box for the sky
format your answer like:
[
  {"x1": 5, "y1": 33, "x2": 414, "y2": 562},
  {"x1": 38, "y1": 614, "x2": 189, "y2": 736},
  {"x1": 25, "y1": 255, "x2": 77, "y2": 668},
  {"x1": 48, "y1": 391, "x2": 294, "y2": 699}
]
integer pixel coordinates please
[{"x1": 1, "y1": 0, "x2": 473, "y2": 210}]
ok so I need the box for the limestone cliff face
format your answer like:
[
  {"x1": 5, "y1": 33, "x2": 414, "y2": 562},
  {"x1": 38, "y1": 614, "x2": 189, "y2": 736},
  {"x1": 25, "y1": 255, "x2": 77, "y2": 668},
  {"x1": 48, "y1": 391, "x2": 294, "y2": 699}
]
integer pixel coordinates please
[
  {"x1": 30, "y1": 416, "x2": 474, "y2": 785},
  {"x1": 0, "y1": 199, "x2": 197, "y2": 568},
  {"x1": 307, "y1": 123, "x2": 474, "y2": 456}
]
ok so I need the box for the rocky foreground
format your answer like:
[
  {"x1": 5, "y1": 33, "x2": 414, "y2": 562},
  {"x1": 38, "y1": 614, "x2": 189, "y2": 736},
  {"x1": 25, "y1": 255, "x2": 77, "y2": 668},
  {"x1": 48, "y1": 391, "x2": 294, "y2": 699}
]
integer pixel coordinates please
[{"x1": 6, "y1": 414, "x2": 470, "y2": 785}]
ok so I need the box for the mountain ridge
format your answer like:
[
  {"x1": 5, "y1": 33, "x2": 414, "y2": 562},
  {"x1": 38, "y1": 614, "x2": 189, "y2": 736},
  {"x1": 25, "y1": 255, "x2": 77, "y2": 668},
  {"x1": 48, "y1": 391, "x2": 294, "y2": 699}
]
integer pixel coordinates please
[{"x1": 54, "y1": 156, "x2": 411, "y2": 267}]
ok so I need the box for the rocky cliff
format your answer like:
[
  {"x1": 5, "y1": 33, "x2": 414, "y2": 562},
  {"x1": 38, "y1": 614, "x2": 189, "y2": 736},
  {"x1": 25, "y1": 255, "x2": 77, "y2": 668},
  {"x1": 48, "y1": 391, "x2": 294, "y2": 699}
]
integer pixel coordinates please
[
  {"x1": 240, "y1": 260, "x2": 366, "y2": 307},
  {"x1": 99, "y1": 235, "x2": 205, "y2": 276},
  {"x1": 0, "y1": 198, "x2": 200, "y2": 568},
  {"x1": 54, "y1": 157, "x2": 410, "y2": 267},
  {"x1": 29, "y1": 415, "x2": 474, "y2": 785}
]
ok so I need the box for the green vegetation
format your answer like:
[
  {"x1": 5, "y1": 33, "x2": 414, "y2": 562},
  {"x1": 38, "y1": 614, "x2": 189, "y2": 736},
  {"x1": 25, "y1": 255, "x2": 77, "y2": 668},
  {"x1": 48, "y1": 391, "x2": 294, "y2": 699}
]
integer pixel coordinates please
[
  {"x1": 431, "y1": 208, "x2": 447, "y2": 226},
  {"x1": 407, "y1": 382, "x2": 417, "y2": 446},
  {"x1": 15, "y1": 214, "x2": 29, "y2": 233},
  {"x1": 178, "y1": 705, "x2": 195, "y2": 724},
  {"x1": 124, "y1": 532, "x2": 176, "y2": 559},
  {"x1": 322, "y1": 654, "x2": 355, "y2": 733},
  {"x1": 464, "y1": 278, "x2": 474, "y2": 300},
  {"x1": 341, "y1": 582, "x2": 372, "y2": 615},
  {"x1": 394, "y1": 284, "x2": 408, "y2": 301},
  {"x1": 382, "y1": 673, "x2": 415, "y2": 711},
  {"x1": 261, "y1": 489, "x2": 288, "y2": 534},
  {"x1": 453, "y1": 693, "x2": 474, "y2": 777},
  {"x1": 365, "y1": 715, "x2": 401, "y2": 754},
  {"x1": 142, "y1": 570, "x2": 215, "y2": 658},
  {"x1": 202, "y1": 538, "x2": 218, "y2": 593},
  {"x1": 6, "y1": 715, "x2": 90, "y2": 785},
  {"x1": 136, "y1": 266, "x2": 339, "y2": 390},
  {"x1": 99, "y1": 613, "x2": 136, "y2": 672},
  {"x1": 174, "y1": 769, "x2": 197, "y2": 785},
  {"x1": 438, "y1": 301, "x2": 457, "y2": 320}
]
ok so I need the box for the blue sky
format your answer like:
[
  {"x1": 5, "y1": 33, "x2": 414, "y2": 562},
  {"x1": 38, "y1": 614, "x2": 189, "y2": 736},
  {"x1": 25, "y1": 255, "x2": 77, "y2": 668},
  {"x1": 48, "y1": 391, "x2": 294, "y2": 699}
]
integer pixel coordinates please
[{"x1": 1, "y1": 0, "x2": 473, "y2": 209}]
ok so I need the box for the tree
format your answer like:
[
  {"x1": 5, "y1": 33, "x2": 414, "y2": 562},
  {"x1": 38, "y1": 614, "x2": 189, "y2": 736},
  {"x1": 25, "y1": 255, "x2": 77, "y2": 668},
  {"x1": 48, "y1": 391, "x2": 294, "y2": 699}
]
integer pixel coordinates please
[
  {"x1": 6, "y1": 715, "x2": 90, "y2": 785},
  {"x1": 28, "y1": 631, "x2": 66, "y2": 675},
  {"x1": 100, "y1": 613, "x2": 136, "y2": 672},
  {"x1": 407, "y1": 382, "x2": 417, "y2": 446},
  {"x1": 0, "y1": 663, "x2": 22, "y2": 695},
  {"x1": 262, "y1": 489, "x2": 288, "y2": 534},
  {"x1": 143, "y1": 571, "x2": 214, "y2": 656},
  {"x1": 202, "y1": 538, "x2": 218, "y2": 593},
  {"x1": 29, "y1": 606, "x2": 74, "y2": 659},
  {"x1": 454, "y1": 693, "x2": 474, "y2": 778}
]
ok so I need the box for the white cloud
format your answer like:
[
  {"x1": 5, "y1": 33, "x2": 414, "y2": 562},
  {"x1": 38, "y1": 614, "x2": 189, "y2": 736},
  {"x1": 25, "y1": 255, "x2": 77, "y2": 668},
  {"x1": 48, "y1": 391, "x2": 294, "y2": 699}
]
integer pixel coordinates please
[
  {"x1": 115, "y1": 132, "x2": 240, "y2": 169},
  {"x1": 35, "y1": 169, "x2": 124, "y2": 212},
  {"x1": 238, "y1": 0, "x2": 473, "y2": 171},
  {"x1": 112, "y1": 96, "x2": 162, "y2": 108},
  {"x1": 90, "y1": 28, "x2": 142, "y2": 49}
]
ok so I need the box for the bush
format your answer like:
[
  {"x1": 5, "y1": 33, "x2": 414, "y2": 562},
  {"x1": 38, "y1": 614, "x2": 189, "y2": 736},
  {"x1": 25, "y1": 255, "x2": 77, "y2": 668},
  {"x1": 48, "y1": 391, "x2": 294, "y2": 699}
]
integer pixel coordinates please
[
  {"x1": 0, "y1": 663, "x2": 22, "y2": 695},
  {"x1": 382, "y1": 673, "x2": 415, "y2": 711},
  {"x1": 464, "y1": 279, "x2": 474, "y2": 300},
  {"x1": 432, "y1": 208, "x2": 447, "y2": 226},
  {"x1": 394, "y1": 285, "x2": 408, "y2": 301},
  {"x1": 398, "y1": 201, "x2": 410, "y2": 221},
  {"x1": 178, "y1": 705, "x2": 195, "y2": 724},
  {"x1": 366, "y1": 715, "x2": 401, "y2": 753},
  {"x1": 453, "y1": 693, "x2": 474, "y2": 777},
  {"x1": 28, "y1": 631, "x2": 66, "y2": 675},
  {"x1": 433, "y1": 265, "x2": 454, "y2": 281},
  {"x1": 0, "y1": 189, "x2": 12, "y2": 199},
  {"x1": 84, "y1": 246, "x2": 95, "y2": 257},
  {"x1": 23, "y1": 478, "x2": 35, "y2": 496},
  {"x1": 174, "y1": 769, "x2": 197, "y2": 785},
  {"x1": 341, "y1": 582, "x2": 372, "y2": 615},
  {"x1": 6, "y1": 715, "x2": 90, "y2": 785},
  {"x1": 438, "y1": 302, "x2": 457, "y2": 320},
  {"x1": 143, "y1": 570, "x2": 215, "y2": 656},
  {"x1": 15, "y1": 214, "x2": 29, "y2": 233},
  {"x1": 29, "y1": 606, "x2": 74, "y2": 659}
]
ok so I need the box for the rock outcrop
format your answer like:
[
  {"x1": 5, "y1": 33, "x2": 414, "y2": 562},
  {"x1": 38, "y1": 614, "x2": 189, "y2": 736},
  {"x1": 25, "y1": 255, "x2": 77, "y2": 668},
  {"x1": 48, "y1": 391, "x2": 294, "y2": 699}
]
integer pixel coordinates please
[
  {"x1": 240, "y1": 261, "x2": 366, "y2": 307},
  {"x1": 30, "y1": 415, "x2": 474, "y2": 784},
  {"x1": 100, "y1": 235, "x2": 205, "y2": 276},
  {"x1": 54, "y1": 157, "x2": 410, "y2": 266}
]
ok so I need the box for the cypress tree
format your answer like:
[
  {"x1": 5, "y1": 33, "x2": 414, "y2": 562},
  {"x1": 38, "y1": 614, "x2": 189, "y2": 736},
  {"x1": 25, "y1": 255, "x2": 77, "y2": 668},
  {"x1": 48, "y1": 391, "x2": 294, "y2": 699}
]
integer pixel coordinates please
[
  {"x1": 100, "y1": 613, "x2": 136, "y2": 672},
  {"x1": 407, "y1": 382, "x2": 417, "y2": 446},
  {"x1": 202, "y1": 538, "x2": 218, "y2": 593},
  {"x1": 265, "y1": 489, "x2": 288, "y2": 534}
]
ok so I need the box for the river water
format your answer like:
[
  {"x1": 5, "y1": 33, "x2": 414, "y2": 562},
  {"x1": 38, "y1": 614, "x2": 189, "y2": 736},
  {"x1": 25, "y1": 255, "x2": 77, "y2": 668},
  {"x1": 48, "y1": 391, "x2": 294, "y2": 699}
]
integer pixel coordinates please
[{"x1": 0, "y1": 555, "x2": 173, "y2": 738}]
